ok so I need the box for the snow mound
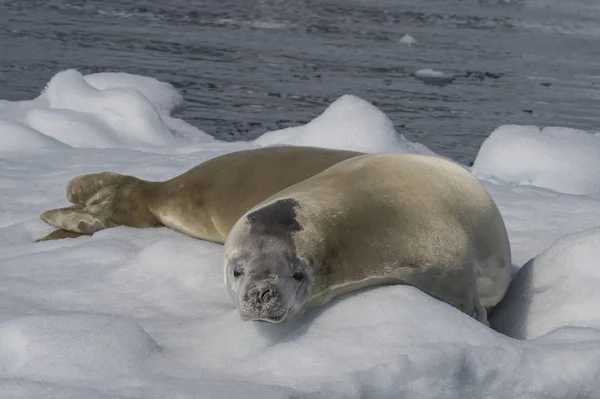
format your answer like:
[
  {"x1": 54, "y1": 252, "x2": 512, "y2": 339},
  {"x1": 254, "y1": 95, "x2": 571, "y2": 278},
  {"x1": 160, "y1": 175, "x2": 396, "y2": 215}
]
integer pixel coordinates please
[
  {"x1": 83, "y1": 72, "x2": 184, "y2": 116},
  {"x1": 39, "y1": 69, "x2": 176, "y2": 147},
  {"x1": 472, "y1": 125, "x2": 600, "y2": 195},
  {"x1": 0, "y1": 69, "x2": 214, "y2": 151},
  {"x1": 0, "y1": 314, "x2": 160, "y2": 379},
  {"x1": 0, "y1": 119, "x2": 69, "y2": 152},
  {"x1": 491, "y1": 227, "x2": 600, "y2": 340},
  {"x1": 200, "y1": 287, "x2": 499, "y2": 393},
  {"x1": 254, "y1": 95, "x2": 434, "y2": 155},
  {"x1": 26, "y1": 108, "x2": 120, "y2": 148},
  {"x1": 104, "y1": 235, "x2": 226, "y2": 316},
  {"x1": 483, "y1": 180, "x2": 600, "y2": 268},
  {"x1": 4, "y1": 219, "x2": 600, "y2": 397}
]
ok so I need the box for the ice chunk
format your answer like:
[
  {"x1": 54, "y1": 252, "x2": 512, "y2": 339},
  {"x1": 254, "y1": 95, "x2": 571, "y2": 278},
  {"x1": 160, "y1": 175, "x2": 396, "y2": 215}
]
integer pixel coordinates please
[
  {"x1": 399, "y1": 34, "x2": 417, "y2": 45},
  {"x1": 0, "y1": 69, "x2": 214, "y2": 150},
  {"x1": 254, "y1": 94, "x2": 434, "y2": 155},
  {"x1": 83, "y1": 72, "x2": 184, "y2": 116},
  {"x1": 413, "y1": 69, "x2": 455, "y2": 86},
  {"x1": 26, "y1": 108, "x2": 120, "y2": 148},
  {"x1": 491, "y1": 227, "x2": 600, "y2": 339},
  {"x1": 0, "y1": 119, "x2": 69, "y2": 151},
  {"x1": 473, "y1": 125, "x2": 600, "y2": 195},
  {"x1": 40, "y1": 69, "x2": 176, "y2": 146}
]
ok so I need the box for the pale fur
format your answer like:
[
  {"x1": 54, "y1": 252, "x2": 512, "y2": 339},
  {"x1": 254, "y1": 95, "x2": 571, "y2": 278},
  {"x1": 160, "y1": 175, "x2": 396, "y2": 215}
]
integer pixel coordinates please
[{"x1": 225, "y1": 153, "x2": 511, "y2": 324}]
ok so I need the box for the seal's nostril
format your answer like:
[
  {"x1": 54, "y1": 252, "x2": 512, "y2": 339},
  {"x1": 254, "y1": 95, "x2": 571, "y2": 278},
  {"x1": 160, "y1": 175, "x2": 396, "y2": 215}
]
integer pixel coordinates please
[
  {"x1": 259, "y1": 287, "x2": 271, "y2": 303},
  {"x1": 246, "y1": 287, "x2": 259, "y2": 302}
]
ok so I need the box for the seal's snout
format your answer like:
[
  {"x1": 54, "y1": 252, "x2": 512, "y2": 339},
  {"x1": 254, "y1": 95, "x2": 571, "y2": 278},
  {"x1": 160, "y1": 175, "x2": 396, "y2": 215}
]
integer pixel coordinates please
[
  {"x1": 239, "y1": 279, "x2": 288, "y2": 323},
  {"x1": 247, "y1": 281, "x2": 278, "y2": 305}
]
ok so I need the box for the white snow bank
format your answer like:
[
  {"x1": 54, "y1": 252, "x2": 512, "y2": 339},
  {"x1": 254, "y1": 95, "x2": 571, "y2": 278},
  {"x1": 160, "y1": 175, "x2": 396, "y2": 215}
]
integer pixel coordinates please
[
  {"x1": 26, "y1": 108, "x2": 121, "y2": 148},
  {"x1": 40, "y1": 69, "x2": 176, "y2": 147},
  {"x1": 0, "y1": 69, "x2": 213, "y2": 152},
  {"x1": 491, "y1": 227, "x2": 600, "y2": 340},
  {"x1": 0, "y1": 314, "x2": 160, "y2": 379},
  {"x1": 82, "y1": 71, "x2": 215, "y2": 144},
  {"x1": 473, "y1": 125, "x2": 600, "y2": 195},
  {"x1": 254, "y1": 95, "x2": 434, "y2": 155},
  {"x1": 0, "y1": 119, "x2": 69, "y2": 151},
  {"x1": 4, "y1": 227, "x2": 600, "y2": 397},
  {"x1": 83, "y1": 72, "x2": 184, "y2": 116},
  {"x1": 484, "y1": 181, "x2": 600, "y2": 268}
]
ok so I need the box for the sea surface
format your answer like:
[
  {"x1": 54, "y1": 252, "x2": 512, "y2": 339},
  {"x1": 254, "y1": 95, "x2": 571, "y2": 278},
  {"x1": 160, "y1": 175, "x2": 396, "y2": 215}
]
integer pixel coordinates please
[{"x1": 1, "y1": 0, "x2": 600, "y2": 163}]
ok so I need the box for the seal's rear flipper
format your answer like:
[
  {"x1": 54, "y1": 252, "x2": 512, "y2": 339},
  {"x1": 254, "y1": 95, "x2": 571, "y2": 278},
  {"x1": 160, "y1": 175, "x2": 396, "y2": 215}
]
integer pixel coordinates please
[
  {"x1": 66, "y1": 172, "x2": 136, "y2": 205},
  {"x1": 41, "y1": 205, "x2": 107, "y2": 234},
  {"x1": 36, "y1": 229, "x2": 90, "y2": 242},
  {"x1": 40, "y1": 174, "x2": 158, "y2": 236}
]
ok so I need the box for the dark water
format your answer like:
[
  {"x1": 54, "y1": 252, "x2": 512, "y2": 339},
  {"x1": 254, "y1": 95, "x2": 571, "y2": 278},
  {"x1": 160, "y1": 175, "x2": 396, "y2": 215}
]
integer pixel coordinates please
[{"x1": 1, "y1": 0, "x2": 600, "y2": 163}]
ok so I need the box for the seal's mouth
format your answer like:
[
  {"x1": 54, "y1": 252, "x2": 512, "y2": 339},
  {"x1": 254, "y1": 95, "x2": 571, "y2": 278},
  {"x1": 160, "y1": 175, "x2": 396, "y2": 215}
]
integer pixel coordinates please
[
  {"x1": 256, "y1": 312, "x2": 288, "y2": 324},
  {"x1": 239, "y1": 308, "x2": 288, "y2": 323}
]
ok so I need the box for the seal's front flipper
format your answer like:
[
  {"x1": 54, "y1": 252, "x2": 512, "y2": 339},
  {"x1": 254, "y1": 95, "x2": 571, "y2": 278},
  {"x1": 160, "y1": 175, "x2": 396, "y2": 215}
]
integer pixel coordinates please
[
  {"x1": 40, "y1": 205, "x2": 107, "y2": 234},
  {"x1": 36, "y1": 229, "x2": 90, "y2": 242}
]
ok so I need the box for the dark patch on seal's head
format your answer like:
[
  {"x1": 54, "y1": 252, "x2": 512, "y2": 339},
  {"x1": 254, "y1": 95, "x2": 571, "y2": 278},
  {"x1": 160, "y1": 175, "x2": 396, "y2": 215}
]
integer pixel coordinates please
[{"x1": 246, "y1": 198, "x2": 302, "y2": 239}]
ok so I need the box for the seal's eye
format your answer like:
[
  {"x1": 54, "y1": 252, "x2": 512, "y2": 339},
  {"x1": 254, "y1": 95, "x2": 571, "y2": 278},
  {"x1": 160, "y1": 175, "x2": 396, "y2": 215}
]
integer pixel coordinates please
[
  {"x1": 292, "y1": 272, "x2": 304, "y2": 282},
  {"x1": 233, "y1": 268, "x2": 243, "y2": 278}
]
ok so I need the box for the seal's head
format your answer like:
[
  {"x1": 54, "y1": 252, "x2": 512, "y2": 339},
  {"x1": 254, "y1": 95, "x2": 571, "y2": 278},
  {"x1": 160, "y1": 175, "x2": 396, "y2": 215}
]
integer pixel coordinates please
[
  {"x1": 224, "y1": 199, "x2": 311, "y2": 323},
  {"x1": 225, "y1": 241, "x2": 310, "y2": 323}
]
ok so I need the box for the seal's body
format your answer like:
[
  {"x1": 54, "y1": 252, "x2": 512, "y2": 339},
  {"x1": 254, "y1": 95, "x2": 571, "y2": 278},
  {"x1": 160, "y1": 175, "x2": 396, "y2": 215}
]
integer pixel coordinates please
[
  {"x1": 224, "y1": 153, "x2": 511, "y2": 324},
  {"x1": 40, "y1": 146, "x2": 361, "y2": 243}
]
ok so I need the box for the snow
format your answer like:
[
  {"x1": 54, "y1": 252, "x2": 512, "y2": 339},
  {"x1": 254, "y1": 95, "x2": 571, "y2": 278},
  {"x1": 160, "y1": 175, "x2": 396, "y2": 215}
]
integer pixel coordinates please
[
  {"x1": 472, "y1": 125, "x2": 600, "y2": 195},
  {"x1": 0, "y1": 69, "x2": 214, "y2": 151},
  {"x1": 1, "y1": 70, "x2": 600, "y2": 398},
  {"x1": 83, "y1": 71, "x2": 184, "y2": 116},
  {"x1": 491, "y1": 227, "x2": 600, "y2": 339},
  {"x1": 0, "y1": 119, "x2": 69, "y2": 151},
  {"x1": 0, "y1": 314, "x2": 160, "y2": 379},
  {"x1": 254, "y1": 94, "x2": 435, "y2": 155}
]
